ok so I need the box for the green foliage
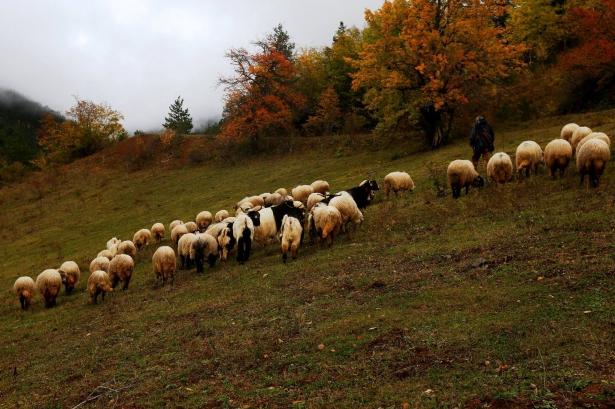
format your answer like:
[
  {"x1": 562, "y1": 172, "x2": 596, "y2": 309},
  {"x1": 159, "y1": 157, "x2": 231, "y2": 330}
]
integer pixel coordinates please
[{"x1": 163, "y1": 96, "x2": 193, "y2": 135}]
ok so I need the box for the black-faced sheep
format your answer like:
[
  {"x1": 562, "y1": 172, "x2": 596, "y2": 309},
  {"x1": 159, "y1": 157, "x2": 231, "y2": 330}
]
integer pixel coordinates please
[
  {"x1": 383, "y1": 172, "x2": 415, "y2": 197},
  {"x1": 190, "y1": 233, "x2": 219, "y2": 273},
  {"x1": 560, "y1": 123, "x2": 579, "y2": 142},
  {"x1": 108, "y1": 254, "x2": 134, "y2": 290},
  {"x1": 133, "y1": 229, "x2": 152, "y2": 250},
  {"x1": 171, "y1": 224, "x2": 189, "y2": 246},
  {"x1": 254, "y1": 201, "x2": 304, "y2": 245},
  {"x1": 310, "y1": 180, "x2": 330, "y2": 195},
  {"x1": 343, "y1": 179, "x2": 379, "y2": 209},
  {"x1": 544, "y1": 139, "x2": 573, "y2": 179},
  {"x1": 217, "y1": 224, "x2": 236, "y2": 261},
  {"x1": 233, "y1": 211, "x2": 261, "y2": 264},
  {"x1": 486, "y1": 152, "x2": 513, "y2": 184},
  {"x1": 36, "y1": 269, "x2": 62, "y2": 308},
  {"x1": 515, "y1": 141, "x2": 543, "y2": 178},
  {"x1": 90, "y1": 256, "x2": 110, "y2": 273},
  {"x1": 177, "y1": 232, "x2": 198, "y2": 269},
  {"x1": 447, "y1": 160, "x2": 484, "y2": 199},
  {"x1": 196, "y1": 211, "x2": 213, "y2": 231},
  {"x1": 280, "y1": 215, "x2": 303, "y2": 262},
  {"x1": 577, "y1": 139, "x2": 610, "y2": 188},
  {"x1": 308, "y1": 203, "x2": 342, "y2": 246},
  {"x1": 151, "y1": 223, "x2": 165, "y2": 242},
  {"x1": 58, "y1": 261, "x2": 81, "y2": 294},
  {"x1": 117, "y1": 240, "x2": 137, "y2": 258},
  {"x1": 152, "y1": 246, "x2": 176, "y2": 286},
  {"x1": 13, "y1": 276, "x2": 35, "y2": 310},
  {"x1": 88, "y1": 270, "x2": 113, "y2": 304}
]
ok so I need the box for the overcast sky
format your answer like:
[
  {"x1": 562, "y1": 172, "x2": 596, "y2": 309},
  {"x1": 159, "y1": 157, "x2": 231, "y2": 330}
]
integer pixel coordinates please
[{"x1": 0, "y1": 0, "x2": 383, "y2": 131}]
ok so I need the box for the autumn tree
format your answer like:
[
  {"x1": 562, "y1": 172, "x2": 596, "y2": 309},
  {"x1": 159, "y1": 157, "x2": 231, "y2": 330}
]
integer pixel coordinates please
[
  {"x1": 219, "y1": 25, "x2": 305, "y2": 149},
  {"x1": 163, "y1": 96, "x2": 193, "y2": 135},
  {"x1": 352, "y1": 0, "x2": 525, "y2": 147},
  {"x1": 304, "y1": 87, "x2": 343, "y2": 135}
]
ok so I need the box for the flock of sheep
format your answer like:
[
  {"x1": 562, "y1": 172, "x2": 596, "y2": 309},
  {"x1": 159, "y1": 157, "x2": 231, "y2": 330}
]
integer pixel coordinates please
[
  {"x1": 12, "y1": 172, "x2": 415, "y2": 310},
  {"x1": 12, "y1": 122, "x2": 609, "y2": 311},
  {"x1": 446, "y1": 123, "x2": 611, "y2": 198}
]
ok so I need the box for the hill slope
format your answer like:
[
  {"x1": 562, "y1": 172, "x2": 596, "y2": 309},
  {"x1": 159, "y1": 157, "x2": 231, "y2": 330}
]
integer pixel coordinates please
[{"x1": 1, "y1": 111, "x2": 614, "y2": 408}]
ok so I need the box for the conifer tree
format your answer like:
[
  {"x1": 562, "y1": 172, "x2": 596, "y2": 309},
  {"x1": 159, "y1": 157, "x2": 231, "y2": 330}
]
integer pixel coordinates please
[{"x1": 163, "y1": 96, "x2": 193, "y2": 134}]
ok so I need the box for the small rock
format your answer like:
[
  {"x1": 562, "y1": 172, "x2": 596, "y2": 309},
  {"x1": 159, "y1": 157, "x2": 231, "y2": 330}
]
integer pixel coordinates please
[{"x1": 318, "y1": 344, "x2": 325, "y2": 350}]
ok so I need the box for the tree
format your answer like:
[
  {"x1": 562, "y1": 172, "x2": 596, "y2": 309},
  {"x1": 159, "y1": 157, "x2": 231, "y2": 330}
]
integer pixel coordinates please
[
  {"x1": 352, "y1": 0, "x2": 525, "y2": 147},
  {"x1": 304, "y1": 87, "x2": 343, "y2": 135},
  {"x1": 256, "y1": 23, "x2": 295, "y2": 60},
  {"x1": 163, "y1": 96, "x2": 193, "y2": 134}
]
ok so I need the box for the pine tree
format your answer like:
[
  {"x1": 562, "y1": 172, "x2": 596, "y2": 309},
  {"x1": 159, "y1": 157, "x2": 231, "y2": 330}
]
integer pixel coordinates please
[{"x1": 163, "y1": 96, "x2": 193, "y2": 134}]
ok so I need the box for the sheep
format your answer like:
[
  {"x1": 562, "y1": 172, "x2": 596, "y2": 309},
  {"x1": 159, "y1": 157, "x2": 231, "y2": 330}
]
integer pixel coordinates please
[
  {"x1": 87, "y1": 270, "x2": 113, "y2": 304},
  {"x1": 561, "y1": 123, "x2": 579, "y2": 141},
  {"x1": 447, "y1": 160, "x2": 485, "y2": 199},
  {"x1": 383, "y1": 171, "x2": 415, "y2": 197},
  {"x1": 571, "y1": 126, "x2": 593, "y2": 152},
  {"x1": 184, "y1": 221, "x2": 198, "y2": 233},
  {"x1": 544, "y1": 139, "x2": 573, "y2": 179},
  {"x1": 515, "y1": 141, "x2": 544, "y2": 178},
  {"x1": 329, "y1": 191, "x2": 363, "y2": 232},
  {"x1": 291, "y1": 185, "x2": 314, "y2": 205},
  {"x1": 58, "y1": 261, "x2": 80, "y2": 294},
  {"x1": 343, "y1": 179, "x2": 380, "y2": 209},
  {"x1": 35, "y1": 269, "x2": 62, "y2": 308},
  {"x1": 106, "y1": 237, "x2": 121, "y2": 251},
  {"x1": 108, "y1": 254, "x2": 134, "y2": 290},
  {"x1": 177, "y1": 232, "x2": 198, "y2": 269},
  {"x1": 90, "y1": 256, "x2": 110, "y2": 273},
  {"x1": 577, "y1": 139, "x2": 610, "y2": 188},
  {"x1": 117, "y1": 240, "x2": 137, "y2": 258},
  {"x1": 97, "y1": 249, "x2": 114, "y2": 260},
  {"x1": 191, "y1": 233, "x2": 219, "y2": 273},
  {"x1": 214, "y1": 210, "x2": 230, "y2": 223},
  {"x1": 577, "y1": 132, "x2": 611, "y2": 153},
  {"x1": 310, "y1": 180, "x2": 330, "y2": 195},
  {"x1": 236, "y1": 195, "x2": 265, "y2": 211},
  {"x1": 233, "y1": 210, "x2": 261, "y2": 264},
  {"x1": 151, "y1": 223, "x2": 165, "y2": 242},
  {"x1": 261, "y1": 192, "x2": 285, "y2": 207},
  {"x1": 152, "y1": 246, "x2": 176, "y2": 286},
  {"x1": 307, "y1": 192, "x2": 326, "y2": 211},
  {"x1": 133, "y1": 228, "x2": 152, "y2": 250},
  {"x1": 254, "y1": 201, "x2": 304, "y2": 245},
  {"x1": 486, "y1": 153, "x2": 513, "y2": 184},
  {"x1": 275, "y1": 187, "x2": 288, "y2": 197},
  {"x1": 206, "y1": 222, "x2": 228, "y2": 238},
  {"x1": 217, "y1": 224, "x2": 236, "y2": 261},
  {"x1": 308, "y1": 203, "x2": 343, "y2": 246},
  {"x1": 169, "y1": 220, "x2": 184, "y2": 233},
  {"x1": 280, "y1": 215, "x2": 303, "y2": 262},
  {"x1": 222, "y1": 216, "x2": 237, "y2": 224},
  {"x1": 171, "y1": 224, "x2": 189, "y2": 246},
  {"x1": 196, "y1": 211, "x2": 213, "y2": 231},
  {"x1": 13, "y1": 276, "x2": 35, "y2": 310}
]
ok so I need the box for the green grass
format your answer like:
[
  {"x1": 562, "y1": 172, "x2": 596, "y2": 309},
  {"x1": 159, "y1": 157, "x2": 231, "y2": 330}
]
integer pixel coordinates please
[{"x1": 1, "y1": 110, "x2": 615, "y2": 408}]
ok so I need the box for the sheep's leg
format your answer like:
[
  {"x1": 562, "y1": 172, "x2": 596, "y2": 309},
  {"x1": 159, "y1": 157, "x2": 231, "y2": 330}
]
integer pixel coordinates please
[
  {"x1": 579, "y1": 173, "x2": 586, "y2": 187},
  {"x1": 102, "y1": 292, "x2": 106, "y2": 302},
  {"x1": 245, "y1": 239, "x2": 252, "y2": 261},
  {"x1": 19, "y1": 296, "x2": 25, "y2": 310},
  {"x1": 208, "y1": 254, "x2": 217, "y2": 268},
  {"x1": 525, "y1": 168, "x2": 530, "y2": 178},
  {"x1": 282, "y1": 251, "x2": 288, "y2": 263},
  {"x1": 123, "y1": 277, "x2": 130, "y2": 290}
]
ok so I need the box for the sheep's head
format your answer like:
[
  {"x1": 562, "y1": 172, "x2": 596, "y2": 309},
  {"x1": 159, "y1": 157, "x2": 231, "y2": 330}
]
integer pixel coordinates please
[
  {"x1": 473, "y1": 175, "x2": 485, "y2": 188},
  {"x1": 246, "y1": 210, "x2": 261, "y2": 227}
]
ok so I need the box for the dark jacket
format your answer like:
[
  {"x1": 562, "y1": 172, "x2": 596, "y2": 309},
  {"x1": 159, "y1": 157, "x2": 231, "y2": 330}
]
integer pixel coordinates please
[{"x1": 470, "y1": 117, "x2": 495, "y2": 153}]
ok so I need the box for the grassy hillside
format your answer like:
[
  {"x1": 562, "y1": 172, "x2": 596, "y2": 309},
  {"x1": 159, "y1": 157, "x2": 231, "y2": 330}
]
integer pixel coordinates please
[{"x1": 1, "y1": 110, "x2": 614, "y2": 408}]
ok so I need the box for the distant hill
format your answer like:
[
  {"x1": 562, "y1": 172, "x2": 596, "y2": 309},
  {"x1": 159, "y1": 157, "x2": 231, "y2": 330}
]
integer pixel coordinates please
[{"x1": 0, "y1": 88, "x2": 61, "y2": 164}]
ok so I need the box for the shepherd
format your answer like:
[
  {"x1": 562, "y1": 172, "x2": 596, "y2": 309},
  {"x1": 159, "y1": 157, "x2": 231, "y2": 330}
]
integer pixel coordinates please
[{"x1": 470, "y1": 116, "x2": 495, "y2": 169}]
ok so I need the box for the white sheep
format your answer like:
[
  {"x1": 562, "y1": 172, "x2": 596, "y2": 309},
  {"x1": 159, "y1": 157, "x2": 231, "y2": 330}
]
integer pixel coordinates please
[
  {"x1": 280, "y1": 215, "x2": 303, "y2": 262},
  {"x1": 306, "y1": 192, "x2": 326, "y2": 211},
  {"x1": 171, "y1": 224, "x2": 189, "y2": 246},
  {"x1": 291, "y1": 185, "x2": 314, "y2": 205},
  {"x1": 190, "y1": 233, "x2": 219, "y2": 273},
  {"x1": 35, "y1": 269, "x2": 62, "y2": 308},
  {"x1": 577, "y1": 132, "x2": 611, "y2": 153},
  {"x1": 577, "y1": 139, "x2": 610, "y2": 188},
  {"x1": 236, "y1": 195, "x2": 265, "y2": 211},
  {"x1": 169, "y1": 220, "x2": 184, "y2": 233},
  {"x1": 117, "y1": 240, "x2": 137, "y2": 258},
  {"x1": 560, "y1": 123, "x2": 579, "y2": 141},
  {"x1": 515, "y1": 141, "x2": 544, "y2": 178},
  {"x1": 90, "y1": 256, "x2": 110, "y2": 273},
  {"x1": 196, "y1": 211, "x2": 213, "y2": 231},
  {"x1": 308, "y1": 203, "x2": 342, "y2": 246},
  {"x1": 108, "y1": 254, "x2": 134, "y2": 290},
  {"x1": 329, "y1": 191, "x2": 363, "y2": 230},
  {"x1": 13, "y1": 276, "x2": 35, "y2": 310},
  {"x1": 151, "y1": 223, "x2": 165, "y2": 242},
  {"x1": 106, "y1": 237, "x2": 121, "y2": 252},
  {"x1": 310, "y1": 180, "x2": 330, "y2": 195},
  {"x1": 97, "y1": 249, "x2": 114, "y2": 260},
  {"x1": 133, "y1": 228, "x2": 152, "y2": 250},
  {"x1": 184, "y1": 221, "x2": 198, "y2": 234},
  {"x1": 383, "y1": 171, "x2": 415, "y2": 197},
  {"x1": 87, "y1": 270, "x2": 113, "y2": 304},
  {"x1": 447, "y1": 160, "x2": 484, "y2": 199},
  {"x1": 214, "y1": 210, "x2": 230, "y2": 222},
  {"x1": 58, "y1": 261, "x2": 81, "y2": 294},
  {"x1": 486, "y1": 153, "x2": 513, "y2": 184},
  {"x1": 275, "y1": 187, "x2": 288, "y2": 197},
  {"x1": 177, "y1": 232, "x2": 198, "y2": 269},
  {"x1": 152, "y1": 246, "x2": 176, "y2": 286},
  {"x1": 571, "y1": 126, "x2": 593, "y2": 152},
  {"x1": 544, "y1": 139, "x2": 573, "y2": 178}
]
